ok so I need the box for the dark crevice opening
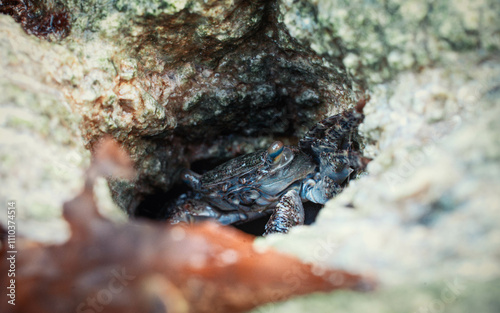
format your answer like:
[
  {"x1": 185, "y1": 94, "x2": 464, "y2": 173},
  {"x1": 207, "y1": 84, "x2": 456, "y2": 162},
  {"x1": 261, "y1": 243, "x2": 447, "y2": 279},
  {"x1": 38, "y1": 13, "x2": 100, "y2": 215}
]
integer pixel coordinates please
[{"x1": 134, "y1": 178, "x2": 323, "y2": 236}]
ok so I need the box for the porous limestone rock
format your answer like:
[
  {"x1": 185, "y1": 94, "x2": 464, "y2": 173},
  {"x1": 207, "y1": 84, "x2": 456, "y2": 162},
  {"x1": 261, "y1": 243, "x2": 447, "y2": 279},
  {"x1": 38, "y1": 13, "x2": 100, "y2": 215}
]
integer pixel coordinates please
[
  {"x1": 252, "y1": 0, "x2": 500, "y2": 311},
  {"x1": 0, "y1": 0, "x2": 499, "y2": 312}
]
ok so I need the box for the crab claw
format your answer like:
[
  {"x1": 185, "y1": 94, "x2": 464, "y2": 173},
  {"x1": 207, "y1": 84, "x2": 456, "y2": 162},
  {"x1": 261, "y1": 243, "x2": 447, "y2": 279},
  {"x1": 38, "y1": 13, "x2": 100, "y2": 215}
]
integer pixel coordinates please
[{"x1": 181, "y1": 169, "x2": 202, "y2": 190}]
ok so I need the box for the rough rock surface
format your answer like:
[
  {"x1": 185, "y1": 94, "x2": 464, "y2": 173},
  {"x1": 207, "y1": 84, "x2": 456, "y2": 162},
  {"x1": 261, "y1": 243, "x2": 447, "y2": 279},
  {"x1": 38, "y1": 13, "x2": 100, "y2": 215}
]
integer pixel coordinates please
[
  {"x1": 1, "y1": 0, "x2": 499, "y2": 312},
  {"x1": 57, "y1": 0, "x2": 359, "y2": 214},
  {"x1": 249, "y1": 0, "x2": 500, "y2": 312},
  {"x1": 281, "y1": 0, "x2": 500, "y2": 84}
]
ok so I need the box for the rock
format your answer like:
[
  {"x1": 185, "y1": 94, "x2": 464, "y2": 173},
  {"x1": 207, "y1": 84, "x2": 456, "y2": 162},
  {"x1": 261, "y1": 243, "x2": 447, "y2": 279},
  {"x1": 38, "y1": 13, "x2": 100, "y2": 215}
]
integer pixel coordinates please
[
  {"x1": 282, "y1": 0, "x2": 500, "y2": 84},
  {"x1": 1, "y1": 0, "x2": 499, "y2": 312},
  {"x1": 251, "y1": 1, "x2": 500, "y2": 311},
  {"x1": 1, "y1": 0, "x2": 360, "y2": 217},
  {"x1": 52, "y1": 0, "x2": 361, "y2": 213}
]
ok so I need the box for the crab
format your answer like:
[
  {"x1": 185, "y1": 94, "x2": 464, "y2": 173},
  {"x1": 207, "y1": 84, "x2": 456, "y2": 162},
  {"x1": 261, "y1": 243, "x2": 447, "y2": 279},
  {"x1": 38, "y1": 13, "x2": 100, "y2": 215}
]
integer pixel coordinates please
[{"x1": 168, "y1": 110, "x2": 368, "y2": 235}]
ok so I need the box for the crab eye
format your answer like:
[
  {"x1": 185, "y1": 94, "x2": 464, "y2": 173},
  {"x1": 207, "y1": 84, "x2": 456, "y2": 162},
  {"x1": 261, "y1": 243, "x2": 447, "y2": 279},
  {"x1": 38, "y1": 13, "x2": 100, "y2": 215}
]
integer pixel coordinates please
[{"x1": 267, "y1": 141, "x2": 284, "y2": 162}]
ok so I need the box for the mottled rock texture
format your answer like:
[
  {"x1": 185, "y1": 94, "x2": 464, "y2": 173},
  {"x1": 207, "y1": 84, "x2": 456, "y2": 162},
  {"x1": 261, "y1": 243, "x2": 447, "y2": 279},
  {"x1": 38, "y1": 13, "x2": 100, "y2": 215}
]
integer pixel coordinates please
[
  {"x1": 282, "y1": 0, "x2": 500, "y2": 84},
  {"x1": 31, "y1": 0, "x2": 359, "y2": 214},
  {"x1": 250, "y1": 0, "x2": 500, "y2": 312},
  {"x1": 1, "y1": 0, "x2": 499, "y2": 312},
  {"x1": 0, "y1": 0, "x2": 71, "y2": 40}
]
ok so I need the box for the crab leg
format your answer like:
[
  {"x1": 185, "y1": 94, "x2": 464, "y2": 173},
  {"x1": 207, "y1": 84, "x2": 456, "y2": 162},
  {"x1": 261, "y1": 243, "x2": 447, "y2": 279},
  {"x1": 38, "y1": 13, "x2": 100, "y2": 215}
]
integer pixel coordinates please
[
  {"x1": 264, "y1": 189, "x2": 305, "y2": 235},
  {"x1": 169, "y1": 198, "x2": 269, "y2": 225}
]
